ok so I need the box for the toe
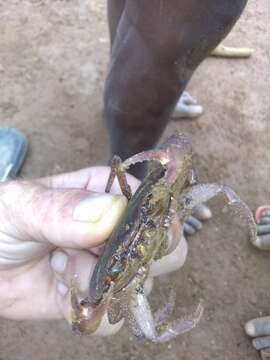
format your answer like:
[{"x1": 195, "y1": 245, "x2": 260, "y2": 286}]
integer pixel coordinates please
[
  {"x1": 257, "y1": 224, "x2": 270, "y2": 236},
  {"x1": 186, "y1": 216, "x2": 203, "y2": 231},
  {"x1": 183, "y1": 205, "x2": 212, "y2": 236},
  {"x1": 245, "y1": 317, "x2": 270, "y2": 337},
  {"x1": 253, "y1": 336, "x2": 270, "y2": 350},
  {"x1": 172, "y1": 103, "x2": 204, "y2": 119},
  {"x1": 253, "y1": 234, "x2": 270, "y2": 250},
  {"x1": 259, "y1": 217, "x2": 270, "y2": 225},
  {"x1": 261, "y1": 348, "x2": 270, "y2": 359},
  {"x1": 256, "y1": 206, "x2": 270, "y2": 223},
  {"x1": 184, "y1": 222, "x2": 196, "y2": 236},
  {"x1": 193, "y1": 204, "x2": 212, "y2": 221},
  {"x1": 181, "y1": 91, "x2": 198, "y2": 105},
  {"x1": 172, "y1": 92, "x2": 203, "y2": 119}
]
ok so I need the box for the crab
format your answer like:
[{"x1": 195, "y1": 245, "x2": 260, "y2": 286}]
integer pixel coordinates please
[{"x1": 70, "y1": 133, "x2": 257, "y2": 343}]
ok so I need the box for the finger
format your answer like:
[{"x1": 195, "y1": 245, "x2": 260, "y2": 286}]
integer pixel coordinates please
[
  {"x1": 89, "y1": 244, "x2": 105, "y2": 256},
  {"x1": 0, "y1": 230, "x2": 51, "y2": 270},
  {"x1": 0, "y1": 256, "x2": 63, "y2": 320},
  {"x1": 50, "y1": 248, "x2": 123, "y2": 336},
  {"x1": 0, "y1": 239, "x2": 98, "y2": 322},
  {"x1": 245, "y1": 317, "x2": 270, "y2": 337},
  {"x1": 0, "y1": 181, "x2": 127, "y2": 248},
  {"x1": 50, "y1": 248, "x2": 97, "y2": 305},
  {"x1": 149, "y1": 235, "x2": 188, "y2": 277},
  {"x1": 252, "y1": 336, "x2": 270, "y2": 350},
  {"x1": 38, "y1": 166, "x2": 140, "y2": 194}
]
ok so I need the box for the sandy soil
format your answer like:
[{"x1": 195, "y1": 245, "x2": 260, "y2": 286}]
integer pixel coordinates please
[{"x1": 0, "y1": 0, "x2": 269, "y2": 359}]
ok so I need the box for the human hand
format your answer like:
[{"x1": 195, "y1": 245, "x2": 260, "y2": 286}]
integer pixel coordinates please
[
  {"x1": 0, "y1": 166, "x2": 188, "y2": 336},
  {"x1": 0, "y1": 167, "x2": 137, "y2": 320}
]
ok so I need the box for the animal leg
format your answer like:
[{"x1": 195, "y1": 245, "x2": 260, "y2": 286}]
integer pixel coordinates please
[
  {"x1": 104, "y1": 0, "x2": 249, "y2": 178},
  {"x1": 153, "y1": 303, "x2": 204, "y2": 343},
  {"x1": 178, "y1": 183, "x2": 257, "y2": 243},
  {"x1": 129, "y1": 289, "x2": 203, "y2": 343},
  {"x1": 105, "y1": 155, "x2": 132, "y2": 200},
  {"x1": 153, "y1": 290, "x2": 176, "y2": 327}
]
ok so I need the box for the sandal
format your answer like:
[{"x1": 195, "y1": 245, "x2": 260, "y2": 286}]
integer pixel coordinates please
[{"x1": 0, "y1": 128, "x2": 28, "y2": 182}]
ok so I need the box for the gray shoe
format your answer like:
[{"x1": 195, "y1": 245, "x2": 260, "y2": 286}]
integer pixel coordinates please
[{"x1": 0, "y1": 128, "x2": 28, "y2": 182}]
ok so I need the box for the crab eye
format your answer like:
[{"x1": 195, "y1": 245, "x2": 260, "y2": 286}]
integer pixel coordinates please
[
  {"x1": 107, "y1": 263, "x2": 124, "y2": 277},
  {"x1": 184, "y1": 195, "x2": 192, "y2": 206}
]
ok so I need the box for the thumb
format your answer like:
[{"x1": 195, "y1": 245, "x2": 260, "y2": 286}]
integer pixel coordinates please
[{"x1": 0, "y1": 181, "x2": 128, "y2": 248}]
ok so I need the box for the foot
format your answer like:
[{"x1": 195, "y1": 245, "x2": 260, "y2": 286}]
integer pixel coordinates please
[
  {"x1": 252, "y1": 206, "x2": 270, "y2": 250},
  {"x1": 245, "y1": 206, "x2": 270, "y2": 359},
  {"x1": 245, "y1": 318, "x2": 270, "y2": 359},
  {"x1": 183, "y1": 204, "x2": 212, "y2": 236},
  {"x1": 171, "y1": 91, "x2": 204, "y2": 120}
]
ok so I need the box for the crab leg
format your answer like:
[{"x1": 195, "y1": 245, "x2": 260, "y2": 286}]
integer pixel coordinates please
[
  {"x1": 122, "y1": 149, "x2": 169, "y2": 170},
  {"x1": 178, "y1": 183, "x2": 257, "y2": 243},
  {"x1": 122, "y1": 271, "x2": 203, "y2": 343},
  {"x1": 154, "y1": 303, "x2": 204, "y2": 343},
  {"x1": 153, "y1": 290, "x2": 176, "y2": 327},
  {"x1": 129, "y1": 289, "x2": 203, "y2": 343},
  {"x1": 105, "y1": 155, "x2": 132, "y2": 200},
  {"x1": 122, "y1": 133, "x2": 194, "y2": 171}
]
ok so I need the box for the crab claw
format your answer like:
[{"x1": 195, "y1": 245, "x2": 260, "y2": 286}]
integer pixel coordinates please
[{"x1": 71, "y1": 278, "x2": 114, "y2": 335}]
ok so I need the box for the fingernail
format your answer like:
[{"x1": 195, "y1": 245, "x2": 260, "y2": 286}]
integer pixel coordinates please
[
  {"x1": 57, "y1": 281, "x2": 69, "y2": 297},
  {"x1": 50, "y1": 250, "x2": 68, "y2": 273},
  {"x1": 73, "y1": 193, "x2": 127, "y2": 223}
]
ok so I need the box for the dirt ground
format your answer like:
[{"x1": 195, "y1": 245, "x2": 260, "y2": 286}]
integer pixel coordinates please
[{"x1": 0, "y1": 0, "x2": 269, "y2": 359}]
